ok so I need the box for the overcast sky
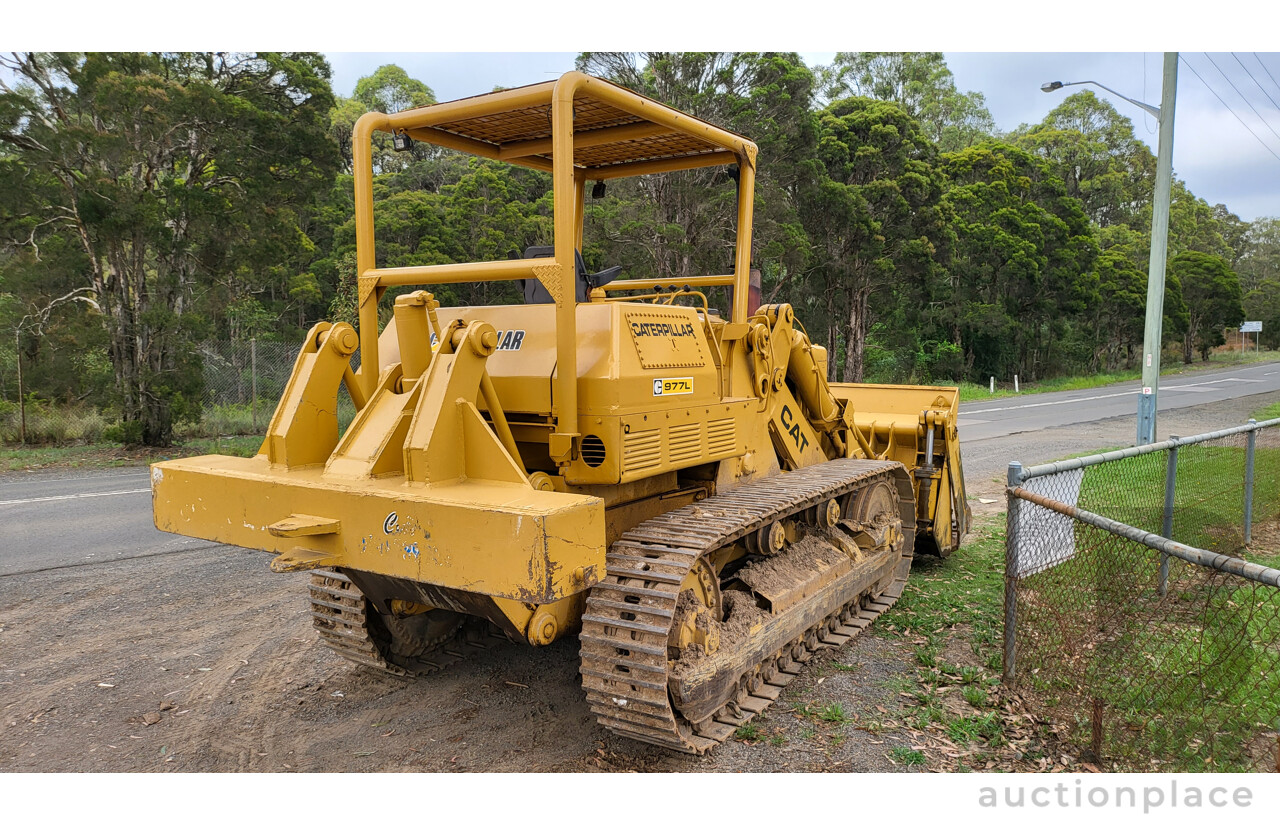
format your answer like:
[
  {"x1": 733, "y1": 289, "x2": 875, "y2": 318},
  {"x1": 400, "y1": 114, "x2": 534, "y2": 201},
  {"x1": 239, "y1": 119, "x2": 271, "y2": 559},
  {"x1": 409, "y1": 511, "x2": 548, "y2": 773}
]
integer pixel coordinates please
[
  {"x1": 12, "y1": 2, "x2": 1280, "y2": 220},
  {"x1": 326, "y1": 51, "x2": 1280, "y2": 222}
]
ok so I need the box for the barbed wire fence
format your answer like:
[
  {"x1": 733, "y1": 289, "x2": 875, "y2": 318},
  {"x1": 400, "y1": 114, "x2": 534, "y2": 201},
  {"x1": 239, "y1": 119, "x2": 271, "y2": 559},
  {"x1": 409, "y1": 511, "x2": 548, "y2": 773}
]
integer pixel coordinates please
[{"x1": 1004, "y1": 419, "x2": 1280, "y2": 771}]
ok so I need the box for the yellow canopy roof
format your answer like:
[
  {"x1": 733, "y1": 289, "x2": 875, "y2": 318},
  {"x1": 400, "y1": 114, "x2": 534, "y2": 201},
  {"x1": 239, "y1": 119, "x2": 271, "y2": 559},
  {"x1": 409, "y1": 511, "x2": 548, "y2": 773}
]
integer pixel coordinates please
[{"x1": 379, "y1": 72, "x2": 755, "y2": 177}]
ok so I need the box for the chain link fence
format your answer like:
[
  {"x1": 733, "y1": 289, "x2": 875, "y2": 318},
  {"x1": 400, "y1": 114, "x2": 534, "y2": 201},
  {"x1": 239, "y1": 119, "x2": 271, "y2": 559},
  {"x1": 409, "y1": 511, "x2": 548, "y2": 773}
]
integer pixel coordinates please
[
  {"x1": 1004, "y1": 419, "x2": 1280, "y2": 771},
  {"x1": 188, "y1": 340, "x2": 298, "y2": 438},
  {"x1": 185, "y1": 339, "x2": 360, "y2": 440}
]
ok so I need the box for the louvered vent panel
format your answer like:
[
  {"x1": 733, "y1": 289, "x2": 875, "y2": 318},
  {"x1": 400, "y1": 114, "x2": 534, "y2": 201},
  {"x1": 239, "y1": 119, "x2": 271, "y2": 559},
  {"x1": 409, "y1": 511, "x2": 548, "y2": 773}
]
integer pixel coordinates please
[
  {"x1": 668, "y1": 422, "x2": 702, "y2": 465},
  {"x1": 622, "y1": 429, "x2": 661, "y2": 473},
  {"x1": 707, "y1": 418, "x2": 736, "y2": 457}
]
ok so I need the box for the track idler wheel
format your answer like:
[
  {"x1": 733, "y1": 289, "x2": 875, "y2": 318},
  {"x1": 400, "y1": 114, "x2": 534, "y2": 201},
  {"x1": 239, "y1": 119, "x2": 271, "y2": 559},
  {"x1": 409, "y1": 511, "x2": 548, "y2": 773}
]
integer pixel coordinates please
[{"x1": 844, "y1": 479, "x2": 904, "y2": 554}]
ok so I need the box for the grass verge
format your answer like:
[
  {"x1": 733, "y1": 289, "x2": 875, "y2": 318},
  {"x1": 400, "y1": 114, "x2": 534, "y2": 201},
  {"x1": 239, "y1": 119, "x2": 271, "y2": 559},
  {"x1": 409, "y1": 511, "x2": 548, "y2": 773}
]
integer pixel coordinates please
[
  {"x1": 1255, "y1": 401, "x2": 1280, "y2": 421},
  {"x1": 0, "y1": 435, "x2": 262, "y2": 473},
  {"x1": 867, "y1": 515, "x2": 1078, "y2": 771},
  {"x1": 954, "y1": 349, "x2": 1280, "y2": 403},
  {"x1": 1002, "y1": 437, "x2": 1280, "y2": 771}
]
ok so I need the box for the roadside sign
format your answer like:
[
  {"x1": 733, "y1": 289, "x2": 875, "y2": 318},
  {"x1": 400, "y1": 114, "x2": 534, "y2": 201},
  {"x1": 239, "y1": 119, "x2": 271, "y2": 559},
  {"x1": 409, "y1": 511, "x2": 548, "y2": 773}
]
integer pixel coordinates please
[{"x1": 1241, "y1": 321, "x2": 1262, "y2": 333}]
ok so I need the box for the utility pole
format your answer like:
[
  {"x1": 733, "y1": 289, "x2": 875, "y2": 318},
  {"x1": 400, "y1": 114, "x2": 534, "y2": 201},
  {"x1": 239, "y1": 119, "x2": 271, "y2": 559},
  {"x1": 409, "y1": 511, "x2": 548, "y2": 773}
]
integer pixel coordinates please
[{"x1": 1137, "y1": 53, "x2": 1178, "y2": 445}]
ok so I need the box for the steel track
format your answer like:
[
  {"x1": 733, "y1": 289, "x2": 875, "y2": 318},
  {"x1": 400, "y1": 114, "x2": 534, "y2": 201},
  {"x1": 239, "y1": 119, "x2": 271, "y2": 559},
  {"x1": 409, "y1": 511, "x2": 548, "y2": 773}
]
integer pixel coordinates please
[
  {"x1": 579, "y1": 458, "x2": 915, "y2": 753},
  {"x1": 309, "y1": 571, "x2": 508, "y2": 676}
]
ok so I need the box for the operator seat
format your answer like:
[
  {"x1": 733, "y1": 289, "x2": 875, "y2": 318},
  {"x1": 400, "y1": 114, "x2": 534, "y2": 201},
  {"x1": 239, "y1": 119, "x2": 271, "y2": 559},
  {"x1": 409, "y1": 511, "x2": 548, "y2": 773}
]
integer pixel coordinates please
[{"x1": 519, "y1": 245, "x2": 622, "y2": 304}]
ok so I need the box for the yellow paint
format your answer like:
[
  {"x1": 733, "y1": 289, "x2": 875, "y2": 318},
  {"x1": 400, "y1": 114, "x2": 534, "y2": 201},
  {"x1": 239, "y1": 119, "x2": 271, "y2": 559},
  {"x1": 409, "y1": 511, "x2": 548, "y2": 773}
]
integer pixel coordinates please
[{"x1": 151, "y1": 72, "x2": 970, "y2": 647}]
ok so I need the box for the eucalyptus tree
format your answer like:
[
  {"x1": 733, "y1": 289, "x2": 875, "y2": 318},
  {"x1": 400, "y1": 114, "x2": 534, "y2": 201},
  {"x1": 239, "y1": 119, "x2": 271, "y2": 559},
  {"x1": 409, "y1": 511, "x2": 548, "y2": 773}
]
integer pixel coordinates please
[
  {"x1": 574, "y1": 52, "x2": 816, "y2": 289},
  {"x1": 818, "y1": 52, "x2": 996, "y2": 152},
  {"x1": 940, "y1": 140, "x2": 1099, "y2": 381},
  {"x1": 804, "y1": 96, "x2": 949, "y2": 382},
  {"x1": 1014, "y1": 90, "x2": 1155, "y2": 231},
  {"x1": 1169, "y1": 251, "x2": 1244, "y2": 362},
  {"x1": 1238, "y1": 217, "x2": 1280, "y2": 348},
  {"x1": 0, "y1": 52, "x2": 338, "y2": 444}
]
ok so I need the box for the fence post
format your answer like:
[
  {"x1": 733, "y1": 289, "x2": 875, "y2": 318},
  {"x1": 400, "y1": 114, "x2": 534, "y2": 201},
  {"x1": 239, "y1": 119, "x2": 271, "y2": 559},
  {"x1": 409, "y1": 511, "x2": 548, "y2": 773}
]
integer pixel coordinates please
[
  {"x1": 1160, "y1": 435, "x2": 1179, "y2": 596},
  {"x1": 15, "y1": 327, "x2": 26, "y2": 445},
  {"x1": 251, "y1": 338, "x2": 258, "y2": 432},
  {"x1": 1004, "y1": 461, "x2": 1023, "y2": 685},
  {"x1": 1244, "y1": 419, "x2": 1257, "y2": 546}
]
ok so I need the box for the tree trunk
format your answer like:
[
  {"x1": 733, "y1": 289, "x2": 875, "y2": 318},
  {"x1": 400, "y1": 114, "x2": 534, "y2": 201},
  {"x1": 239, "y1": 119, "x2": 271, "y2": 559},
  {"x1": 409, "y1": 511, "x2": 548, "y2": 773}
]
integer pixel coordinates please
[
  {"x1": 826, "y1": 324, "x2": 838, "y2": 382},
  {"x1": 98, "y1": 239, "x2": 181, "y2": 447},
  {"x1": 841, "y1": 289, "x2": 869, "y2": 383}
]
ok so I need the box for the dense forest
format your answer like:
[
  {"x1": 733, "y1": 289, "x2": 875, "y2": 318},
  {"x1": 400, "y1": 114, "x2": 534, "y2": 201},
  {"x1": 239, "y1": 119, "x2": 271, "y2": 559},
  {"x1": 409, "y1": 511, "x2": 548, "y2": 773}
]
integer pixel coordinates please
[{"x1": 1, "y1": 52, "x2": 1276, "y2": 445}]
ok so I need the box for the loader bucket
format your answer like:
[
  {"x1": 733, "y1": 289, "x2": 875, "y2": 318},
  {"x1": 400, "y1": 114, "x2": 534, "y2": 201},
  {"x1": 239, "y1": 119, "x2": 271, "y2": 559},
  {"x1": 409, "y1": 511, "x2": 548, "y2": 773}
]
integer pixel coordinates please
[{"x1": 830, "y1": 383, "x2": 969, "y2": 556}]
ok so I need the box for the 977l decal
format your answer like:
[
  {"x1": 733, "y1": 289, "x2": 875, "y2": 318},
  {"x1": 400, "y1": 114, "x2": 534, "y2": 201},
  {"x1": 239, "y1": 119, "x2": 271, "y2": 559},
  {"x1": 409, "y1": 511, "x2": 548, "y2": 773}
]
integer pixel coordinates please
[{"x1": 653, "y1": 377, "x2": 694, "y2": 396}]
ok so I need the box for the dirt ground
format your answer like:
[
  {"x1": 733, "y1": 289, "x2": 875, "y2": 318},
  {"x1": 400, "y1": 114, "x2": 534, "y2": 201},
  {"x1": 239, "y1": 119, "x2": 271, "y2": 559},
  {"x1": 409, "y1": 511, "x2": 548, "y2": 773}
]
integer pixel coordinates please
[
  {"x1": 0, "y1": 543, "x2": 926, "y2": 773},
  {"x1": 2, "y1": 390, "x2": 1276, "y2": 773}
]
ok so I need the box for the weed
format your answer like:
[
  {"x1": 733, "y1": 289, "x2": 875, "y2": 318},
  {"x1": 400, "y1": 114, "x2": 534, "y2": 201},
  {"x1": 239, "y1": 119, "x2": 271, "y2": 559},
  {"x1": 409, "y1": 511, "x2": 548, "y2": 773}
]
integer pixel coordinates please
[
  {"x1": 831, "y1": 662, "x2": 859, "y2": 672},
  {"x1": 884, "y1": 674, "x2": 915, "y2": 694},
  {"x1": 911, "y1": 686, "x2": 939, "y2": 706},
  {"x1": 959, "y1": 666, "x2": 981, "y2": 684},
  {"x1": 768, "y1": 734, "x2": 786, "y2": 747},
  {"x1": 915, "y1": 647, "x2": 937, "y2": 667},
  {"x1": 789, "y1": 701, "x2": 816, "y2": 719},
  {"x1": 818, "y1": 703, "x2": 850, "y2": 724},
  {"x1": 734, "y1": 722, "x2": 763, "y2": 742},
  {"x1": 908, "y1": 705, "x2": 947, "y2": 730},
  {"x1": 890, "y1": 746, "x2": 926, "y2": 766},
  {"x1": 947, "y1": 712, "x2": 1003, "y2": 744},
  {"x1": 920, "y1": 668, "x2": 945, "y2": 686},
  {"x1": 962, "y1": 685, "x2": 987, "y2": 709}
]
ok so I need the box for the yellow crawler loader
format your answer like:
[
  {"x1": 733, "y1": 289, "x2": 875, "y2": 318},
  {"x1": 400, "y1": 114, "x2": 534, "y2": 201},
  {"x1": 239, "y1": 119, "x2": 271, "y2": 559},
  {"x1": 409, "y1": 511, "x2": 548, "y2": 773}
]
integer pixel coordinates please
[{"x1": 151, "y1": 72, "x2": 969, "y2": 753}]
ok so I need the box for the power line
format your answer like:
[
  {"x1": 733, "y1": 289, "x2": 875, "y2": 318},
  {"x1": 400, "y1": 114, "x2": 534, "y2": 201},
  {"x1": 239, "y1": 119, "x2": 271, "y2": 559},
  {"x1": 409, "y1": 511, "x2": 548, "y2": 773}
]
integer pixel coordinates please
[
  {"x1": 1179, "y1": 55, "x2": 1280, "y2": 166},
  {"x1": 1203, "y1": 53, "x2": 1280, "y2": 148},
  {"x1": 1232, "y1": 52, "x2": 1280, "y2": 115},
  {"x1": 1253, "y1": 53, "x2": 1280, "y2": 99}
]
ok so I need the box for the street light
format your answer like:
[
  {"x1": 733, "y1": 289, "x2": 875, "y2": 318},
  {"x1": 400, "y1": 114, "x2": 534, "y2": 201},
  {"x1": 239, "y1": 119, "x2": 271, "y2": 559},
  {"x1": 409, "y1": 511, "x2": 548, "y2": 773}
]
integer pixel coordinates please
[
  {"x1": 1040, "y1": 80, "x2": 1161, "y2": 119},
  {"x1": 1042, "y1": 53, "x2": 1178, "y2": 446}
]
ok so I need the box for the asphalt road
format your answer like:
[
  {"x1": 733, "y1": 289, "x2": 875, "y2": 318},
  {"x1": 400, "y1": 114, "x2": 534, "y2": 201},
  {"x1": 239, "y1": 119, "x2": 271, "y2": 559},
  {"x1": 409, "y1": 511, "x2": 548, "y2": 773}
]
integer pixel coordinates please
[
  {"x1": 0, "y1": 468, "x2": 216, "y2": 577},
  {"x1": 957, "y1": 360, "x2": 1280, "y2": 442},
  {"x1": 2, "y1": 359, "x2": 1278, "y2": 576}
]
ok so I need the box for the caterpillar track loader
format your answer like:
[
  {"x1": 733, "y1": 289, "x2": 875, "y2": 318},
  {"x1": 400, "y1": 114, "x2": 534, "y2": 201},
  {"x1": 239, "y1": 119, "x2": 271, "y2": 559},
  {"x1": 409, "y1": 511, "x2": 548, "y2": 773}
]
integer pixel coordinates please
[{"x1": 151, "y1": 72, "x2": 970, "y2": 753}]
